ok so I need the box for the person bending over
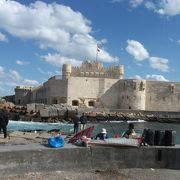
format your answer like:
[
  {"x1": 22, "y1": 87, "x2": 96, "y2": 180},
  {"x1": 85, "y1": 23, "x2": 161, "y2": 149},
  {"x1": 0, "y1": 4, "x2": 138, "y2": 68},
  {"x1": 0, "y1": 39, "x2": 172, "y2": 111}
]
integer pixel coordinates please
[{"x1": 123, "y1": 123, "x2": 136, "y2": 138}]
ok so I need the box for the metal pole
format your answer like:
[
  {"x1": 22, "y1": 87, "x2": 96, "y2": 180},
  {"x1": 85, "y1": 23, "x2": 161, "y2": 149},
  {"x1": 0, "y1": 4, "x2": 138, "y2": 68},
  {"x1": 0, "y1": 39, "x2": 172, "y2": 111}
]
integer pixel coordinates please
[{"x1": 95, "y1": 45, "x2": 98, "y2": 61}]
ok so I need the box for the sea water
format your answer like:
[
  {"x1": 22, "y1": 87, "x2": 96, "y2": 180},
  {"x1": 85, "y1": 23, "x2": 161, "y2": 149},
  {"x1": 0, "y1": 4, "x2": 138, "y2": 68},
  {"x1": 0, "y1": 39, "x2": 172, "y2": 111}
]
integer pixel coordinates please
[
  {"x1": 7, "y1": 120, "x2": 74, "y2": 134},
  {"x1": 7, "y1": 120, "x2": 180, "y2": 144}
]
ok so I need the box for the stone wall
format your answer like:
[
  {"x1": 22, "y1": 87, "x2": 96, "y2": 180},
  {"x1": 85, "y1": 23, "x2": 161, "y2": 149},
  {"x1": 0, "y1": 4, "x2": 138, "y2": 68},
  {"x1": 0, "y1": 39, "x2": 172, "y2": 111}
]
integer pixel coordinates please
[
  {"x1": 145, "y1": 81, "x2": 180, "y2": 111},
  {"x1": 117, "y1": 80, "x2": 146, "y2": 110},
  {"x1": 15, "y1": 86, "x2": 32, "y2": 105},
  {"x1": 67, "y1": 77, "x2": 119, "y2": 107},
  {"x1": 31, "y1": 76, "x2": 68, "y2": 105}
]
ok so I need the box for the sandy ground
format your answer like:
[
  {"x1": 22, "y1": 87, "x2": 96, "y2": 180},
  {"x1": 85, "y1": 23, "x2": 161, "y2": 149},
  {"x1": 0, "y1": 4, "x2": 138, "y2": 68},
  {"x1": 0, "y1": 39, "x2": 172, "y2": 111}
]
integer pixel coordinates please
[{"x1": 1, "y1": 132, "x2": 180, "y2": 180}]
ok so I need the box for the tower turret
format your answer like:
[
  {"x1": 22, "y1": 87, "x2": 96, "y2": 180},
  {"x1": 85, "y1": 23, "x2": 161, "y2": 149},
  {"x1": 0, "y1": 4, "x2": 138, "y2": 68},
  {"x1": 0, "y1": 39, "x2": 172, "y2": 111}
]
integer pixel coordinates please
[{"x1": 62, "y1": 64, "x2": 71, "y2": 79}]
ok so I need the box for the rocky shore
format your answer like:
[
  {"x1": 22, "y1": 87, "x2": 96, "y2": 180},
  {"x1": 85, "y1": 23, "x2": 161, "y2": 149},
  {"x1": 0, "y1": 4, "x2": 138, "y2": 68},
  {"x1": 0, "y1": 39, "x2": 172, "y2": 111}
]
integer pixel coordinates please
[{"x1": 1, "y1": 101, "x2": 180, "y2": 123}]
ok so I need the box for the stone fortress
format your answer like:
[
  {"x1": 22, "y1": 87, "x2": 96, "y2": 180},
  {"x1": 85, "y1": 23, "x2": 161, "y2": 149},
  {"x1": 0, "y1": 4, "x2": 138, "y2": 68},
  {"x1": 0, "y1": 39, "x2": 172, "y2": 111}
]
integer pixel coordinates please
[{"x1": 15, "y1": 60, "x2": 180, "y2": 112}]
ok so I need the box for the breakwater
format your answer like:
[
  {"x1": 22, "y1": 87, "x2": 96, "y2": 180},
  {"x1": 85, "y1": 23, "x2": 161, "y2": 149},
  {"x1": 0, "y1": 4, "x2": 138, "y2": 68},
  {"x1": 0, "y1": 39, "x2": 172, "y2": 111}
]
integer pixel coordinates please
[
  {"x1": 0, "y1": 144, "x2": 180, "y2": 176},
  {"x1": 85, "y1": 109, "x2": 180, "y2": 123}
]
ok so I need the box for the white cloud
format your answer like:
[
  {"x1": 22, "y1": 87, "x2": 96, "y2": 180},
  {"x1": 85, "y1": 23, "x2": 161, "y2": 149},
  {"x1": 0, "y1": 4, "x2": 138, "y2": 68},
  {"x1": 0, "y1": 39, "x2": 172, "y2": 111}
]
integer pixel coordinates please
[
  {"x1": 41, "y1": 53, "x2": 82, "y2": 67},
  {"x1": 157, "y1": 0, "x2": 180, "y2": 16},
  {"x1": 145, "y1": 1, "x2": 156, "y2": 10},
  {"x1": 37, "y1": 67, "x2": 59, "y2": 78},
  {"x1": 146, "y1": 74, "x2": 169, "y2": 81},
  {"x1": 0, "y1": 66, "x2": 5, "y2": 77},
  {"x1": 126, "y1": 40, "x2": 149, "y2": 61},
  {"x1": 129, "y1": 74, "x2": 169, "y2": 81},
  {"x1": 144, "y1": 0, "x2": 180, "y2": 16},
  {"x1": 129, "y1": 75, "x2": 143, "y2": 79},
  {"x1": 0, "y1": 66, "x2": 39, "y2": 95},
  {"x1": 23, "y1": 79, "x2": 39, "y2": 86},
  {"x1": 16, "y1": 60, "x2": 30, "y2": 65},
  {"x1": 0, "y1": 0, "x2": 117, "y2": 64},
  {"x1": 126, "y1": 40, "x2": 171, "y2": 72},
  {"x1": 0, "y1": 32, "x2": 7, "y2": 42},
  {"x1": 149, "y1": 57, "x2": 169, "y2": 72},
  {"x1": 129, "y1": 0, "x2": 144, "y2": 8},
  {"x1": 9, "y1": 70, "x2": 22, "y2": 81}
]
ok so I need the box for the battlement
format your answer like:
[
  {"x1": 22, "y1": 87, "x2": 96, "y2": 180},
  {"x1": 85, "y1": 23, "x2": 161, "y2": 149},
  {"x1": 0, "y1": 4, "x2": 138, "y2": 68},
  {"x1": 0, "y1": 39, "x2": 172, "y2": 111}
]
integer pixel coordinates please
[
  {"x1": 15, "y1": 86, "x2": 32, "y2": 90},
  {"x1": 62, "y1": 60, "x2": 124, "y2": 79}
]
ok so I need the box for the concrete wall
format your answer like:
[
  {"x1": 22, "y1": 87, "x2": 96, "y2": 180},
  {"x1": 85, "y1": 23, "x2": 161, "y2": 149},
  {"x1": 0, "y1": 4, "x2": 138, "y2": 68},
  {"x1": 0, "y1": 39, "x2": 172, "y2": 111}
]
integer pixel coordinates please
[{"x1": 0, "y1": 146, "x2": 180, "y2": 176}]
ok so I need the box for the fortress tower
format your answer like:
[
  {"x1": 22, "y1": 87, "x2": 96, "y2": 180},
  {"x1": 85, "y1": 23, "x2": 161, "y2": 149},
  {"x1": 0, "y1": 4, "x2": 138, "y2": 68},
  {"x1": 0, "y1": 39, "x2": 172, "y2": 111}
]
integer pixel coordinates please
[{"x1": 62, "y1": 64, "x2": 72, "y2": 79}]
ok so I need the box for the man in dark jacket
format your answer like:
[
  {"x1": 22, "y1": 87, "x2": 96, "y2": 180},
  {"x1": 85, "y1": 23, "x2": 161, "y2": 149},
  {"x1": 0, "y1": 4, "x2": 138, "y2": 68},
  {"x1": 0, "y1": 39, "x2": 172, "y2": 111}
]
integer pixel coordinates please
[
  {"x1": 0, "y1": 109, "x2": 9, "y2": 138},
  {"x1": 73, "y1": 112, "x2": 80, "y2": 134},
  {"x1": 80, "y1": 113, "x2": 87, "y2": 131}
]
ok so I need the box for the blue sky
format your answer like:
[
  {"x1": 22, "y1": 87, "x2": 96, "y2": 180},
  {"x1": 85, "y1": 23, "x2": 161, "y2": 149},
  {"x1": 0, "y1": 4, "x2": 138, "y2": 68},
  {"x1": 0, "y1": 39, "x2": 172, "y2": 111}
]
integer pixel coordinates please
[{"x1": 0, "y1": 0, "x2": 180, "y2": 96}]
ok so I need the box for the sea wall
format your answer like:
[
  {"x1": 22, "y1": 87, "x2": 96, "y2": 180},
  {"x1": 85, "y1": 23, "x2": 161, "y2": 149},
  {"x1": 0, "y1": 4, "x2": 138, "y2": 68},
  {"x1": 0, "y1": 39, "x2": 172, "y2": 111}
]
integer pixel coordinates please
[{"x1": 0, "y1": 145, "x2": 180, "y2": 176}]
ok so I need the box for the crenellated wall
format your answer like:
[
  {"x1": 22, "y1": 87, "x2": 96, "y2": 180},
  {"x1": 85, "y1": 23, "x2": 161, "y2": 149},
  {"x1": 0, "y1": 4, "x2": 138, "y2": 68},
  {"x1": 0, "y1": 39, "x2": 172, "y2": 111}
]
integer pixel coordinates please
[{"x1": 62, "y1": 61, "x2": 124, "y2": 79}]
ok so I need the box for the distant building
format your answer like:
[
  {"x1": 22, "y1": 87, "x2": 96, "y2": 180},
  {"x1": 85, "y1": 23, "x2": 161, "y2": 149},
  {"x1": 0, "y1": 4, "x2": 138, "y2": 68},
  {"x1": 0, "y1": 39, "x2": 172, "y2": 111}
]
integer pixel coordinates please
[
  {"x1": 3, "y1": 95, "x2": 15, "y2": 103},
  {"x1": 14, "y1": 60, "x2": 180, "y2": 111}
]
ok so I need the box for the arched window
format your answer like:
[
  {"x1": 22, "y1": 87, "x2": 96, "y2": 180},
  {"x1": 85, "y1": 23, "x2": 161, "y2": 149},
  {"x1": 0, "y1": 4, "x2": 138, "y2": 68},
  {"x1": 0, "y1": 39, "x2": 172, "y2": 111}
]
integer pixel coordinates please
[
  {"x1": 72, "y1": 100, "x2": 79, "y2": 106},
  {"x1": 88, "y1": 101, "x2": 94, "y2": 107}
]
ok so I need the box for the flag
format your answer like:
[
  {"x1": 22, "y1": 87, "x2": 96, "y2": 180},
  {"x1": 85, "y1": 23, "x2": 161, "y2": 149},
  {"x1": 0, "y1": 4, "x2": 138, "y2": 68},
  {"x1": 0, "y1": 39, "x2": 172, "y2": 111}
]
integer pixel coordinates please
[{"x1": 97, "y1": 44, "x2": 100, "y2": 52}]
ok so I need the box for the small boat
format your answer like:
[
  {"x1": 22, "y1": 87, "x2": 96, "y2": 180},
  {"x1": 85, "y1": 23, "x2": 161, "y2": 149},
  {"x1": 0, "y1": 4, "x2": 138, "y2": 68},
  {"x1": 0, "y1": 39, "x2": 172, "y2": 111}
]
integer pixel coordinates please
[
  {"x1": 89, "y1": 138, "x2": 140, "y2": 147},
  {"x1": 48, "y1": 136, "x2": 64, "y2": 148}
]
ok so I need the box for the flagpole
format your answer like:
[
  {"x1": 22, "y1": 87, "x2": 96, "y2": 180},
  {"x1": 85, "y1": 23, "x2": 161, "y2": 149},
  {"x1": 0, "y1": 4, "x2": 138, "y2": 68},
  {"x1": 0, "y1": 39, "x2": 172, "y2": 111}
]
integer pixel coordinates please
[
  {"x1": 96, "y1": 44, "x2": 100, "y2": 62},
  {"x1": 95, "y1": 47, "x2": 98, "y2": 62}
]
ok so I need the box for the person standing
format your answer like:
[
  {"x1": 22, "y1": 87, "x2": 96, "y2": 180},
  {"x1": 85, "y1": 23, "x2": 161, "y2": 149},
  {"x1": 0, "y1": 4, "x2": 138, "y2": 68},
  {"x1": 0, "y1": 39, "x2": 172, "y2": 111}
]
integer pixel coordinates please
[
  {"x1": 80, "y1": 113, "x2": 87, "y2": 131},
  {"x1": 0, "y1": 109, "x2": 9, "y2": 138},
  {"x1": 73, "y1": 112, "x2": 80, "y2": 134}
]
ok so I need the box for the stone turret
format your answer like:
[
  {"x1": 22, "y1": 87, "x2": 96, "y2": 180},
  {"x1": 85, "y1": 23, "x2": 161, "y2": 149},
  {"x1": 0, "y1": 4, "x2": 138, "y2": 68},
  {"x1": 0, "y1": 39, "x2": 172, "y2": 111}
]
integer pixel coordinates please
[
  {"x1": 118, "y1": 79, "x2": 146, "y2": 110},
  {"x1": 14, "y1": 86, "x2": 32, "y2": 105},
  {"x1": 115, "y1": 65, "x2": 124, "y2": 79},
  {"x1": 62, "y1": 64, "x2": 71, "y2": 79}
]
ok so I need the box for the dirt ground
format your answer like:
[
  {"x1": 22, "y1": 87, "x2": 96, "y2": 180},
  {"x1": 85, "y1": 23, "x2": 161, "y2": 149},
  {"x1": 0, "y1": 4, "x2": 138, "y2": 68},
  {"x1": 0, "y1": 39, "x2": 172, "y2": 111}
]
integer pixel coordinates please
[
  {"x1": 1, "y1": 168, "x2": 180, "y2": 180},
  {"x1": 0, "y1": 130, "x2": 66, "y2": 146}
]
